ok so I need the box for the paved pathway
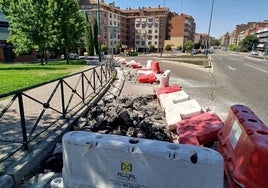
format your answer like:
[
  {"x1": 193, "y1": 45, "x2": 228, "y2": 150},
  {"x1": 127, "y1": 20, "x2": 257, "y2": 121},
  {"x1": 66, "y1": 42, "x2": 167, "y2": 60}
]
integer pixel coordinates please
[{"x1": 0, "y1": 64, "x2": 115, "y2": 187}]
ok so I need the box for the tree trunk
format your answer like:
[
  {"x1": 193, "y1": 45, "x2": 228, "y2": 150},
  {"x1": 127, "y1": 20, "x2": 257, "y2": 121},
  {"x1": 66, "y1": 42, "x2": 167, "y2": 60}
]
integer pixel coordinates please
[{"x1": 65, "y1": 48, "x2": 70, "y2": 64}]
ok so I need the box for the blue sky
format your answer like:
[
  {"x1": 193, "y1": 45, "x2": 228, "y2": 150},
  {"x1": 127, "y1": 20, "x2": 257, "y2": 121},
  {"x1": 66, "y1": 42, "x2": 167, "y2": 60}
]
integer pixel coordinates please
[{"x1": 107, "y1": 0, "x2": 268, "y2": 38}]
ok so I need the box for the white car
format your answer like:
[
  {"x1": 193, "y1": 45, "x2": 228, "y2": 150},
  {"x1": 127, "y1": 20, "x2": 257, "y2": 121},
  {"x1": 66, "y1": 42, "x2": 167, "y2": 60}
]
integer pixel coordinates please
[
  {"x1": 251, "y1": 51, "x2": 259, "y2": 56},
  {"x1": 69, "y1": 53, "x2": 79, "y2": 59}
]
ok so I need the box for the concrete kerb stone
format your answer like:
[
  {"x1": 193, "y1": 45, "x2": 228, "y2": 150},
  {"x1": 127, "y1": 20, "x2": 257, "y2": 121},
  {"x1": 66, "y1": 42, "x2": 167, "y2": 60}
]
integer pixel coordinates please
[
  {"x1": 0, "y1": 68, "x2": 117, "y2": 188},
  {"x1": 0, "y1": 118, "x2": 74, "y2": 188}
]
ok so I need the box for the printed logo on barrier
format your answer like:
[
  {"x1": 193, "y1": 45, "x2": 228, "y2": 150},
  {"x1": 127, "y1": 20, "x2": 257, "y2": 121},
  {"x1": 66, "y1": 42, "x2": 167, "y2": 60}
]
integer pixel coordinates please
[{"x1": 121, "y1": 161, "x2": 132, "y2": 173}]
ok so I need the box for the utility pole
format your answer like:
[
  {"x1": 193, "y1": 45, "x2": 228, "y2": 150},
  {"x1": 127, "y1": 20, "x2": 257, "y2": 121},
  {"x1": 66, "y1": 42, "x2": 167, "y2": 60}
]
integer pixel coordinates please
[
  {"x1": 97, "y1": 0, "x2": 102, "y2": 62},
  {"x1": 160, "y1": 0, "x2": 166, "y2": 57},
  {"x1": 206, "y1": 0, "x2": 215, "y2": 56}
]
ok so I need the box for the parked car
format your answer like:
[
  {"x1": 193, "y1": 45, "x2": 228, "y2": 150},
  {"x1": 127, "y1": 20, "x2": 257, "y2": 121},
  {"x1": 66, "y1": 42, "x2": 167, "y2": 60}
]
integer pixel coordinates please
[
  {"x1": 190, "y1": 49, "x2": 201, "y2": 55},
  {"x1": 69, "y1": 53, "x2": 79, "y2": 59},
  {"x1": 251, "y1": 51, "x2": 259, "y2": 56},
  {"x1": 191, "y1": 49, "x2": 198, "y2": 55}
]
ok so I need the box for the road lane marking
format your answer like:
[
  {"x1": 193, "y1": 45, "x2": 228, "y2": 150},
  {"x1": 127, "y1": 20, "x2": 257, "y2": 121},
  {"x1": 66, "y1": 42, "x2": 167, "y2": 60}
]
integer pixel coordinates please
[
  {"x1": 245, "y1": 63, "x2": 268, "y2": 74},
  {"x1": 228, "y1": 65, "x2": 236, "y2": 71}
]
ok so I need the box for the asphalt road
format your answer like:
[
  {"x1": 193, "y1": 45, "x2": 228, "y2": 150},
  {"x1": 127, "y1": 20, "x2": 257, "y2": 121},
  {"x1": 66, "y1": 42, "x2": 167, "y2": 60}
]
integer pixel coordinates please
[
  {"x1": 124, "y1": 52, "x2": 268, "y2": 124},
  {"x1": 211, "y1": 51, "x2": 268, "y2": 124}
]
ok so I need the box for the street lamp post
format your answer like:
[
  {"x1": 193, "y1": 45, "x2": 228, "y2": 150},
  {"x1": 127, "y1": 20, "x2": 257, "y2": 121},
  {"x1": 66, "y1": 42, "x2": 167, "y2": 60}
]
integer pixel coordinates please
[
  {"x1": 206, "y1": 0, "x2": 215, "y2": 56},
  {"x1": 97, "y1": 0, "x2": 102, "y2": 62}
]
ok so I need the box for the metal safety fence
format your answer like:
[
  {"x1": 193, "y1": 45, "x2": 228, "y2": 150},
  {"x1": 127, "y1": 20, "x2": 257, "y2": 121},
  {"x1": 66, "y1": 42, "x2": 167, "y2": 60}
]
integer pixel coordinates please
[{"x1": 0, "y1": 60, "x2": 115, "y2": 163}]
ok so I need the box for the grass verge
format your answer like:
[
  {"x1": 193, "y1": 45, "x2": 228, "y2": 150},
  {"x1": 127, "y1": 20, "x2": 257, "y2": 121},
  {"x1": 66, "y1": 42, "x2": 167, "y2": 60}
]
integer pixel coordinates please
[{"x1": 0, "y1": 59, "x2": 87, "y2": 94}]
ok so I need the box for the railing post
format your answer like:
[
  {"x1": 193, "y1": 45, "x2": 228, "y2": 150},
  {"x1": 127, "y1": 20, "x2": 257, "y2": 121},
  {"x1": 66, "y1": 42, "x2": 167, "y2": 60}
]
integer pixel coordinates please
[
  {"x1": 60, "y1": 79, "x2": 66, "y2": 118},
  {"x1": 101, "y1": 66, "x2": 103, "y2": 86},
  {"x1": 81, "y1": 72, "x2": 85, "y2": 102},
  {"x1": 18, "y1": 93, "x2": 28, "y2": 150},
  {"x1": 93, "y1": 68, "x2": 96, "y2": 93}
]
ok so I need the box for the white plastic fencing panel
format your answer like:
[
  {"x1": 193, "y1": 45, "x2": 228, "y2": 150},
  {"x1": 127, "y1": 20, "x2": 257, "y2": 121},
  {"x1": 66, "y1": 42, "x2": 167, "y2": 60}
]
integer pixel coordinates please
[
  {"x1": 62, "y1": 131, "x2": 223, "y2": 188},
  {"x1": 165, "y1": 99, "x2": 203, "y2": 119},
  {"x1": 159, "y1": 90, "x2": 190, "y2": 110}
]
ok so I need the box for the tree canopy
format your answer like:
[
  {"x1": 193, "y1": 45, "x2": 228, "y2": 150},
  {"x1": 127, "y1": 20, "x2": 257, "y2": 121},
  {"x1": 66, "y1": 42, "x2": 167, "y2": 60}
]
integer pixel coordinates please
[
  {"x1": 6, "y1": 0, "x2": 85, "y2": 63},
  {"x1": 239, "y1": 35, "x2": 259, "y2": 52}
]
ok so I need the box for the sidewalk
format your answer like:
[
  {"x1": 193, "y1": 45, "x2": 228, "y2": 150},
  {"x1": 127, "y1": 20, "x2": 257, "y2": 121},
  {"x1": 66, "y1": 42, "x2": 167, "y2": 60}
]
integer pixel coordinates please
[
  {"x1": 0, "y1": 63, "x2": 157, "y2": 187},
  {"x1": 0, "y1": 65, "x2": 115, "y2": 187}
]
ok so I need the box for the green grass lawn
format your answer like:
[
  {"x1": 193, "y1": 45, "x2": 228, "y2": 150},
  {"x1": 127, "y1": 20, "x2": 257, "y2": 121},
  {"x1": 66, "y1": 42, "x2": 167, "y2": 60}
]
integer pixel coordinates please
[{"x1": 0, "y1": 60, "x2": 87, "y2": 95}]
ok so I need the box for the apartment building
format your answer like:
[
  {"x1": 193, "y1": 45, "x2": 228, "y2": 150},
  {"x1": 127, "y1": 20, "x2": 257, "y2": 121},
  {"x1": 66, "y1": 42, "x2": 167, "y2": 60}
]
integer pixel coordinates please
[
  {"x1": 78, "y1": 0, "x2": 123, "y2": 54},
  {"x1": 228, "y1": 22, "x2": 256, "y2": 45},
  {"x1": 165, "y1": 13, "x2": 196, "y2": 50},
  {"x1": 220, "y1": 32, "x2": 230, "y2": 47},
  {"x1": 78, "y1": 1, "x2": 197, "y2": 53},
  {"x1": 124, "y1": 6, "x2": 169, "y2": 53},
  {"x1": 222, "y1": 20, "x2": 268, "y2": 52},
  {"x1": 78, "y1": 0, "x2": 170, "y2": 53}
]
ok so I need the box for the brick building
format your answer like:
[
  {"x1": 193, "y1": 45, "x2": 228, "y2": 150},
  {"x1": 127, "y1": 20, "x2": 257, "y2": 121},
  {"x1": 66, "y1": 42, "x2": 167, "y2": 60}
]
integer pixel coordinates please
[
  {"x1": 165, "y1": 13, "x2": 196, "y2": 50},
  {"x1": 78, "y1": 0, "x2": 195, "y2": 53}
]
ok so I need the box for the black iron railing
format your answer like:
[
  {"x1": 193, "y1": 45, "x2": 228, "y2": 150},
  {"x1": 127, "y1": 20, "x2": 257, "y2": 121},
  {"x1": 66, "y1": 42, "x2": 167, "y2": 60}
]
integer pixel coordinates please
[{"x1": 0, "y1": 60, "x2": 115, "y2": 163}]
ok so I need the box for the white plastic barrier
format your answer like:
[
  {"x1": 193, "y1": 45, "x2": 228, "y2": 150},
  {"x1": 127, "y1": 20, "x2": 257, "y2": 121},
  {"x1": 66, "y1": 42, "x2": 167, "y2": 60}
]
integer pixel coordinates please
[
  {"x1": 62, "y1": 131, "x2": 223, "y2": 188},
  {"x1": 159, "y1": 70, "x2": 171, "y2": 88},
  {"x1": 146, "y1": 60, "x2": 152, "y2": 69},
  {"x1": 165, "y1": 110, "x2": 182, "y2": 130},
  {"x1": 165, "y1": 99, "x2": 203, "y2": 130},
  {"x1": 165, "y1": 99, "x2": 202, "y2": 119},
  {"x1": 137, "y1": 69, "x2": 154, "y2": 76},
  {"x1": 159, "y1": 90, "x2": 190, "y2": 110},
  {"x1": 51, "y1": 177, "x2": 64, "y2": 188},
  {"x1": 126, "y1": 60, "x2": 136, "y2": 66}
]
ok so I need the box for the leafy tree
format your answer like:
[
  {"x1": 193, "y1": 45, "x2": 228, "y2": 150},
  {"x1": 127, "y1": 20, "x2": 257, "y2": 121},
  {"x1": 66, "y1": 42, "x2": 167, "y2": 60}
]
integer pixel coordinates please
[
  {"x1": 101, "y1": 44, "x2": 107, "y2": 55},
  {"x1": 49, "y1": 0, "x2": 85, "y2": 63},
  {"x1": 177, "y1": 46, "x2": 183, "y2": 51},
  {"x1": 84, "y1": 12, "x2": 94, "y2": 56},
  {"x1": 228, "y1": 44, "x2": 237, "y2": 51},
  {"x1": 193, "y1": 43, "x2": 200, "y2": 49},
  {"x1": 0, "y1": 0, "x2": 10, "y2": 15},
  {"x1": 7, "y1": 0, "x2": 84, "y2": 64},
  {"x1": 211, "y1": 38, "x2": 220, "y2": 46},
  {"x1": 149, "y1": 44, "x2": 156, "y2": 53},
  {"x1": 115, "y1": 43, "x2": 121, "y2": 54},
  {"x1": 239, "y1": 35, "x2": 259, "y2": 52},
  {"x1": 165, "y1": 44, "x2": 172, "y2": 51},
  {"x1": 184, "y1": 40, "x2": 194, "y2": 52},
  {"x1": 7, "y1": 0, "x2": 53, "y2": 64},
  {"x1": 93, "y1": 18, "x2": 100, "y2": 55}
]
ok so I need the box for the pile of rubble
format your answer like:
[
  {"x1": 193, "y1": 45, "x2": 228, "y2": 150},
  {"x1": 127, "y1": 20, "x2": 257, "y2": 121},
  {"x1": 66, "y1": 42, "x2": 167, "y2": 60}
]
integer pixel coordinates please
[
  {"x1": 73, "y1": 63, "x2": 176, "y2": 142},
  {"x1": 75, "y1": 94, "x2": 174, "y2": 142}
]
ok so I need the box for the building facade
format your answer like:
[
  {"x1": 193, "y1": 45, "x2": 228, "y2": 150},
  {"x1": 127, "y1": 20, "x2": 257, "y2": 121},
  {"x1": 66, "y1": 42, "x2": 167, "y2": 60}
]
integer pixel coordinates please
[
  {"x1": 78, "y1": 0, "x2": 197, "y2": 54},
  {"x1": 221, "y1": 20, "x2": 268, "y2": 52},
  {"x1": 164, "y1": 13, "x2": 196, "y2": 50},
  {"x1": 78, "y1": 0, "x2": 170, "y2": 53},
  {"x1": 124, "y1": 6, "x2": 169, "y2": 53}
]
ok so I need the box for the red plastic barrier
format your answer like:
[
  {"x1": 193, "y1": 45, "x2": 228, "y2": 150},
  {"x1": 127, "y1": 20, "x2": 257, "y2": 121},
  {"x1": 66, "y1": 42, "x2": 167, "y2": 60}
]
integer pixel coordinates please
[
  {"x1": 137, "y1": 67, "x2": 151, "y2": 71},
  {"x1": 218, "y1": 104, "x2": 268, "y2": 188},
  {"x1": 131, "y1": 62, "x2": 142, "y2": 68},
  {"x1": 155, "y1": 84, "x2": 181, "y2": 98},
  {"x1": 138, "y1": 73, "x2": 156, "y2": 83},
  {"x1": 177, "y1": 112, "x2": 224, "y2": 146},
  {"x1": 151, "y1": 61, "x2": 161, "y2": 73}
]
